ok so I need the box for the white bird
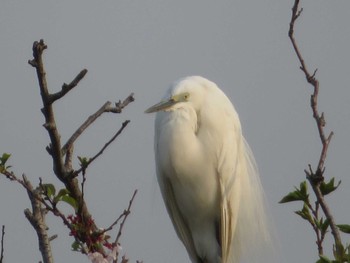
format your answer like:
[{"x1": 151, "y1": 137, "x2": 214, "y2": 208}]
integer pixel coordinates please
[{"x1": 145, "y1": 76, "x2": 271, "y2": 263}]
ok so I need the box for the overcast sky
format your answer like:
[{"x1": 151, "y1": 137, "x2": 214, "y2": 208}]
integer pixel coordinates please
[{"x1": 0, "y1": 1, "x2": 349, "y2": 263}]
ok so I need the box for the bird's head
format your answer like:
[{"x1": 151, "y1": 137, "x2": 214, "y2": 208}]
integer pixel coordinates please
[
  {"x1": 145, "y1": 76, "x2": 210, "y2": 114},
  {"x1": 144, "y1": 91, "x2": 191, "y2": 113}
]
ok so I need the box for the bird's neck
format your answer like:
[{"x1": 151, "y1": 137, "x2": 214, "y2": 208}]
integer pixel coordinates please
[{"x1": 167, "y1": 108, "x2": 198, "y2": 137}]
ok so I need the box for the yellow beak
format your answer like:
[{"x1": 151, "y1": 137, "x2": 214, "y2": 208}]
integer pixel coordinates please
[{"x1": 144, "y1": 99, "x2": 177, "y2": 113}]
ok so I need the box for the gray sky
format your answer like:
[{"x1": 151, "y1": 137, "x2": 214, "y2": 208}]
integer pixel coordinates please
[{"x1": 0, "y1": 1, "x2": 349, "y2": 263}]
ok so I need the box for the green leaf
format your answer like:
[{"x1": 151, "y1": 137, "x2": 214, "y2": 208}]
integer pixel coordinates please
[
  {"x1": 320, "y1": 177, "x2": 341, "y2": 196},
  {"x1": 71, "y1": 241, "x2": 81, "y2": 251},
  {"x1": 337, "y1": 224, "x2": 350, "y2": 234},
  {"x1": 60, "y1": 195, "x2": 78, "y2": 210},
  {"x1": 78, "y1": 156, "x2": 90, "y2": 168},
  {"x1": 295, "y1": 203, "x2": 313, "y2": 223},
  {"x1": 333, "y1": 242, "x2": 345, "y2": 262},
  {"x1": 279, "y1": 181, "x2": 309, "y2": 203},
  {"x1": 53, "y1": 188, "x2": 77, "y2": 210},
  {"x1": 41, "y1": 183, "x2": 56, "y2": 197},
  {"x1": 299, "y1": 181, "x2": 308, "y2": 197},
  {"x1": 0, "y1": 153, "x2": 11, "y2": 165},
  {"x1": 55, "y1": 188, "x2": 70, "y2": 200},
  {"x1": 279, "y1": 191, "x2": 303, "y2": 203},
  {"x1": 0, "y1": 153, "x2": 12, "y2": 172},
  {"x1": 320, "y1": 218, "x2": 330, "y2": 236},
  {"x1": 316, "y1": 255, "x2": 332, "y2": 263}
]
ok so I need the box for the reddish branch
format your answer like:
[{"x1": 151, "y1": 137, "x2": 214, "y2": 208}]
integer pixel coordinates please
[{"x1": 288, "y1": 0, "x2": 342, "y2": 255}]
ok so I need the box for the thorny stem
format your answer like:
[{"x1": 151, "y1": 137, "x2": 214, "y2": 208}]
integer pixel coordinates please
[{"x1": 289, "y1": 0, "x2": 342, "y2": 256}]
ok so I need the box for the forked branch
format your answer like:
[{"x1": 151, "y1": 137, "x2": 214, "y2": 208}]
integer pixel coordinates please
[
  {"x1": 288, "y1": 0, "x2": 342, "y2": 255},
  {"x1": 24, "y1": 39, "x2": 136, "y2": 261}
]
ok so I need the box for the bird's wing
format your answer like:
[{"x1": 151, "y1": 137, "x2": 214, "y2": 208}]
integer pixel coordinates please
[
  {"x1": 155, "y1": 166, "x2": 200, "y2": 262},
  {"x1": 216, "y1": 112, "x2": 244, "y2": 263},
  {"x1": 218, "y1": 134, "x2": 268, "y2": 263},
  {"x1": 218, "y1": 154, "x2": 240, "y2": 263}
]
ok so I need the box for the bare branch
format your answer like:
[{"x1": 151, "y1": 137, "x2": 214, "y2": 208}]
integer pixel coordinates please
[
  {"x1": 25, "y1": 39, "x2": 138, "y2": 261},
  {"x1": 114, "y1": 190, "x2": 137, "y2": 245},
  {"x1": 0, "y1": 226, "x2": 4, "y2": 263},
  {"x1": 29, "y1": 39, "x2": 66, "y2": 180},
  {"x1": 64, "y1": 144, "x2": 74, "y2": 171},
  {"x1": 28, "y1": 39, "x2": 101, "y2": 254},
  {"x1": 110, "y1": 93, "x2": 135, "y2": 113},
  {"x1": 61, "y1": 101, "x2": 111, "y2": 156},
  {"x1": 289, "y1": 0, "x2": 342, "y2": 255},
  {"x1": 61, "y1": 92, "x2": 134, "y2": 157},
  {"x1": 102, "y1": 190, "x2": 138, "y2": 235},
  {"x1": 72, "y1": 120, "x2": 130, "y2": 177},
  {"x1": 49, "y1": 69, "x2": 88, "y2": 103},
  {"x1": 112, "y1": 190, "x2": 138, "y2": 263},
  {"x1": 22, "y1": 175, "x2": 54, "y2": 263}
]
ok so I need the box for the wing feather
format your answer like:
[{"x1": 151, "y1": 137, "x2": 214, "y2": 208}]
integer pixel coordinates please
[{"x1": 156, "y1": 167, "x2": 200, "y2": 262}]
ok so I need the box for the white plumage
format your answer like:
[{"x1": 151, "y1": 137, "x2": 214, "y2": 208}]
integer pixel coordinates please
[{"x1": 145, "y1": 76, "x2": 271, "y2": 263}]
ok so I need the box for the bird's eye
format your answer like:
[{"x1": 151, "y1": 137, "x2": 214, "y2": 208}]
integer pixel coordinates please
[{"x1": 183, "y1": 93, "x2": 190, "y2": 100}]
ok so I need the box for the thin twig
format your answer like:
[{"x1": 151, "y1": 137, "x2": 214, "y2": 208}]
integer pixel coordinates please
[
  {"x1": 102, "y1": 190, "x2": 138, "y2": 235},
  {"x1": 72, "y1": 120, "x2": 130, "y2": 177},
  {"x1": 289, "y1": 0, "x2": 342, "y2": 255},
  {"x1": 111, "y1": 190, "x2": 137, "y2": 263},
  {"x1": 114, "y1": 190, "x2": 137, "y2": 245},
  {"x1": 49, "y1": 69, "x2": 88, "y2": 103},
  {"x1": 61, "y1": 93, "x2": 134, "y2": 157},
  {"x1": 110, "y1": 93, "x2": 135, "y2": 113},
  {"x1": 0, "y1": 225, "x2": 4, "y2": 263},
  {"x1": 81, "y1": 172, "x2": 87, "y2": 210},
  {"x1": 61, "y1": 101, "x2": 111, "y2": 156}
]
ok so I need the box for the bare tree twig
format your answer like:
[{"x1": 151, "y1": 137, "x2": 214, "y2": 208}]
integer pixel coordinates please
[
  {"x1": 61, "y1": 93, "x2": 134, "y2": 156},
  {"x1": 112, "y1": 190, "x2": 137, "y2": 263},
  {"x1": 288, "y1": 0, "x2": 342, "y2": 255},
  {"x1": 61, "y1": 101, "x2": 111, "y2": 157},
  {"x1": 49, "y1": 69, "x2": 88, "y2": 103},
  {"x1": 102, "y1": 190, "x2": 138, "y2": 235},
  {"x1": 0, "y1": 225, "x2": 4, "y2": 263},
  {"x1": 114, "y1": 189, "x2": 137, "y2": 245},
  {"x1": 72, "y1": 120, "x2": 130, "y2": 177},
  {"x1": 110, "y1": 93, "x2": 135, "y2": 113}
]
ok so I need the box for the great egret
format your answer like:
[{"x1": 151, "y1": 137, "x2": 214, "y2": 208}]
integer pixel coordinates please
[{"x1": 145, "y1": 76, "x2": 271, "y2": 263}]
